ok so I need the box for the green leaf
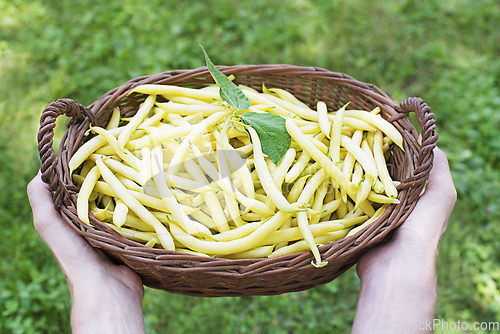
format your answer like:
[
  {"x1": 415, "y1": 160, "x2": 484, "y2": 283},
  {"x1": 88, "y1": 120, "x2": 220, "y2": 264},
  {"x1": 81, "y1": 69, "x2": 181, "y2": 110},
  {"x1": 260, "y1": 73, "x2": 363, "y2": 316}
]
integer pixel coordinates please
[
  {"x1": 239, "y1": 112, "x2": 291, "y2": 165},
  {"x1": 200, "y1": 45, "x2": 251, "y2": 111}
]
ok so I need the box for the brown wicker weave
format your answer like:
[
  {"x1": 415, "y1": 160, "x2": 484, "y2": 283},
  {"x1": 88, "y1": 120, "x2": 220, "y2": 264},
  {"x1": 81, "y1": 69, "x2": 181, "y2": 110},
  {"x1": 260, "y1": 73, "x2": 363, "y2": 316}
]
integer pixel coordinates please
[{"x1": 37, "y1": 65, "x2": 437, "y2": 297}]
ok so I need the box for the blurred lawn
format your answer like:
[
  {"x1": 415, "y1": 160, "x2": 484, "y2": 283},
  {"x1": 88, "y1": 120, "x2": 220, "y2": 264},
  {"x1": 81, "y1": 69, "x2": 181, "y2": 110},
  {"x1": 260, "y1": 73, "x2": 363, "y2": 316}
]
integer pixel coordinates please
[{"x1": 1, "y1": 0, "x2": 500, "y2": 333}]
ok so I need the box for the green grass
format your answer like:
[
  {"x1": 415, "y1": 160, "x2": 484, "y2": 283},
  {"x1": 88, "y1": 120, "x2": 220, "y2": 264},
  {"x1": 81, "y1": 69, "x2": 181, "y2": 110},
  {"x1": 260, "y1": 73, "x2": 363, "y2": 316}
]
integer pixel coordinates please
[{"x1": 1, "y1": 0, "x2": 500, "y2": 332}]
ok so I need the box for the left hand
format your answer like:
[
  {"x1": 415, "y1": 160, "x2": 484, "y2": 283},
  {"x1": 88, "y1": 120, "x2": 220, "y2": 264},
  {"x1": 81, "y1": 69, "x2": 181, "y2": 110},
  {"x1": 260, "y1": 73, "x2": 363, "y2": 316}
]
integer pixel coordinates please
[{"x1": 27, "y1": 172, "x2": 146, "y2": 334}]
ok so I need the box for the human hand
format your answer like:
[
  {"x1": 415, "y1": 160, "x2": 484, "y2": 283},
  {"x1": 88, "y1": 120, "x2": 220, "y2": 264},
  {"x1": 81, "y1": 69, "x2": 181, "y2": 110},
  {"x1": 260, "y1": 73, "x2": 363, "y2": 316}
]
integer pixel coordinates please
[
  {"x1": 352, "y1": 147, "x2": 457, "y2": 333},
  {"x1": 27, "y1": 172, "x2": 146, "y2": 334}
]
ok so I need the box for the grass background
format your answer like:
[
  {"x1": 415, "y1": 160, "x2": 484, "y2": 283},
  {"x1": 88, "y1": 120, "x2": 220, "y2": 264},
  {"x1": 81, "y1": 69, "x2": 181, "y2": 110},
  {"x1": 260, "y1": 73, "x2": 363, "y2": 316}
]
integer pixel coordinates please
[{"x1": 1, "y1": 0, "x2": 500, "y2": 332}]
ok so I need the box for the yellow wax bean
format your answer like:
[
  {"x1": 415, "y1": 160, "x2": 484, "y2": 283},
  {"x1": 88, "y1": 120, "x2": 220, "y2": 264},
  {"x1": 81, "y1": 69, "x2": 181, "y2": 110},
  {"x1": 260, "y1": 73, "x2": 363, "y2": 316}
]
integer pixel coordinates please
[
  {"x1": 105, "y1": 223, "x2": 140, "y2": 241},
  {"x1": 367, "y1": 192, "x2": 400, "y2": 204},
  {"x1": 334, "y1": 188, "x2": 347, "y2": 218},
  {"x1": 344, "y1": 110, "x2": 404, "y2": 149},
  {"x1": 242, "y1": 90, "x2": 317, "y2": 120},
  {"x1": 298, "y1": 124, "x2": 321, "y2": 134},
  {"x1": 284, "y1": 151, "x2": 311, "y2": 183},
  {"x1": 273, "y1": 148, "x2": 296, "y2": 188},
  {"x1": 347, "y1": 204, "x2": 388, "y2": 237},
  {"x1": 383, "y1": 142, "x2": 391, "y2": 153},
  {"x1": 241, "y1": 212, "x2": 263, "y2": 222},
  {"x1": 361, "y1": 138, "x2": 376, "y2": 163},
  {"x1": 205, "y1": 151, "x2": 273, "y2": 217},
  {"x1": 156, "y1": 101, "x2": 226, "y2": 116},
  {"x1": 235, "y1": 143, "x2": 253, "y2": 156},
  {"x1": 212, "y1": 222, "x2": 263, "y2": 242},
  {"x1": 79, "y1": 159, "x2": 95, "y2": 178},
  {"x1": 213, "y1": 129, "x2": 256, "y2": 200},
  {"x1": 106, "y1": 107, "x2": 121, "y2": 130},
  {"x1": 138, "y1": 106, "x2": 167, "y2": 128},
  {"x1": 248, "y1": 127, "x2": 302, "y2": 213},
  {"x1": 309, "y1": 179, "x2": 330, "y2": 225},
  {"x1": 145, "y1": 238, "x2": 158, "y2": 248},
  {"x1": 139, "y1": 147, "x2": 152, "y2": 186},
  {"x1": 355, "y1": 175, "x2": 374, "y2": 211},
  {"x1": 164, "y1": 95, "x2": 211, "y2": 106},
  {"x1": 299, "y1": 162, "x2": 322, "y2": 179},
  {"x1": 117, "y1": 94, "x2": 156, "y2": 150},
  {"x1": 296, "y1": 168, "x2": 328, "y2": 267},
  {"x1": 112, "y1": 198, "x2": 128, "y2": 227},
  {"x1": 100, "y1": 195, "x2": 115, "y2": 212},
  {"x1": 129, "y1": 84, "x2": 220, "y2": 102},
  {"x1": 261, "y1": 216, "x2": 367, "y2": 245},
  {"x1": 73, "y1": 174, "x2": 198, "y2": 216},
  {"x1": 191, "y1": 143, "x2": 245, "y2": 227},
  {"x1": 76, "y1": 166, "x2": 101, "y2": 225},
  {"x1": 143, "y1": 183, "x2": 195, "y2": 202},
  {"x1": 90, "y1": 127, "x2": 141, "y2": 170},
  {"x1": 89, "y1": 201, "x2": 112, "y2": 222},
  {"x1": 308, "y1": 135, "x2": 329, "y2": 155},
  {"x1": 288, "y1": 117, "x2": 318, "y2": 127},
  {"x1": 134, "y1": 191, "x2": 199, "y2": 215},
  {"x1": 183, "y1": 158, "x2": 230, "y2": 233},
  {"x1": 341, "y1": 134, "x2": 378, "y2": 179},
  {"x1": 268, "y1": 229, "x2": 349, "y2": 258},
  {"x1": 287, "y1": 120, "x2": 376, "y2": 217},
  {"x1": 351, "y1": 162, "x2": 364, "y2": 188},
  {"x1": 94, "y1": 145, "x2": 116, "y2": 156},
  {"x1": 95, "y1": 158, "x2": 175, "y2": 250},
  {"x1": 330, "y1": 103, "x2": 348, "y2": 163},
  {"x1": 372, "y1": 177, "x2": 385, "y2": 194},
  {"x1": 69, "y1": 127, "x2": 124, "y2": 173},
  {"x1": 106, "y1": 224, "x2": 159, "y2": 246},
  {"x1": 169, "y1": 211, "x2": 292, "y2": 255},
  {"x1": 287, "y1": 120, "x2": 354, "y2": 199},
  {"x1": 374, "y1": 130, "x2": 398, "y2": 198},
  {"x1": 186, "y1": 209, "x2": 220, "y2": 232},
  {"x1": 151, "y1": 144, "x2": 212, "y2": 238},
  {"x1": 100, "y1": 157, "x2": 141, "y2": 184},
  {"x1": 317, "y1": 101, "x2": 331, "y2": 139},
  {"x1": 266, "y1": 87, "x2": 310, "y2": 109},
  {"x1": 116, "y1": 174, "x2": 142, "y2": 192},
  {"x1": 164, "y1": 173, "x2": 219, "y2": 193},
  {"x1": 341, "y1": 129, "x2": 363, "y2": 201},
  {"x1": 341, "y1": 117, "x2": 378, "y2": 132},
  {"x1": 224, "y1": 246, "x2": 274, "y2": 259},
  {"x1": 287, "y1": 175, "x2": 311, "y2": 204},
  {"x1": 126, "y1": 124, "x2": 194, "y2": 151},
  {"x1": 366, "y1": 131, "x2": 375, "y2": 149},
  {"x1": 259, "y1": 92, "x2": 318, "y2": 121},
  {"x1": 168, "y1": 111, "x2": 225, "y2": 176},
  {"x1": 122, "y1": 212, "x2": 155, "y2": 232}
]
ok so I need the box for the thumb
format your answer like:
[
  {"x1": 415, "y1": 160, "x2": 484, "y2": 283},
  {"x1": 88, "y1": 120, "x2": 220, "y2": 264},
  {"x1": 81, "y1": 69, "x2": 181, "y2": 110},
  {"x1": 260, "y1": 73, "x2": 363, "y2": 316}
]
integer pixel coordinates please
[{"x1": 395, "y1": 147, "x2": 457, "y2": 244}]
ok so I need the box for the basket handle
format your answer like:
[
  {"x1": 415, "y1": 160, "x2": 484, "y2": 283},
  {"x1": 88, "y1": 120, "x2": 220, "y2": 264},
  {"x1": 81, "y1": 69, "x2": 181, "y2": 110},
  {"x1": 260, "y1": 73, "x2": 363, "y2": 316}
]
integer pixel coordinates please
[
  {"x1": 37, "y1": 98, "x2": 97, "y2": 209},
  {"x1": 394, "y1": 97, "x2": 438, "y2": 195}
]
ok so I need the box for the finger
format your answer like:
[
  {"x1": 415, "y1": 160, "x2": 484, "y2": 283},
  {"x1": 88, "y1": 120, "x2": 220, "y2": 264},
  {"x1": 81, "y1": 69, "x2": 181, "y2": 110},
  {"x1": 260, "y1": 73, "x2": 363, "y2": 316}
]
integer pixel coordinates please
[
  {"x1": 412, "y1": 147, "x2": 456, "y2": 219},
  {"x1": 27, "y1": 172, "x2": 104, "y2": 275},
  {"x1": 397, "y1": 147, "x2": 457, "y2": 239},
  {"x1": 423, "y1": 147, "x2": 457, "y2": 203}
]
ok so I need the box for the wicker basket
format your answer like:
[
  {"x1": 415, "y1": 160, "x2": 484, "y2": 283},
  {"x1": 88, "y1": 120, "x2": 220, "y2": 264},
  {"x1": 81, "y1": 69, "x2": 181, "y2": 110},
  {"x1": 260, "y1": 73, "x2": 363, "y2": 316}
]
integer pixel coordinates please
[{"x1": 37, "y1": 65, "x2": 437, "y2": 297}]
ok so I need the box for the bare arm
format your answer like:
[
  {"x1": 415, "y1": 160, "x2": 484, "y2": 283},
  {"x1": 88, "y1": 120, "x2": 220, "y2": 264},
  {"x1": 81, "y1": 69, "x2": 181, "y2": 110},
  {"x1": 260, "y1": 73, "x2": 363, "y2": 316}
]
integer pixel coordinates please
[
  {"x1": 27, "y1": 173, "x2": 146, "y2": 334},
  {"x1": 352, "y1": 147, "x2": 457, "y2": 333}
]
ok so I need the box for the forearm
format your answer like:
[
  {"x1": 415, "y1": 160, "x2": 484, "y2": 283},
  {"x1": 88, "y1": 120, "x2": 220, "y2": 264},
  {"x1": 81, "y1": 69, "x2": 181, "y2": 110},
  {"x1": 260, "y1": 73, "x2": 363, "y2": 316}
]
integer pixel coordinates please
[
  {"x1": 70, "y1": 278, "x2": 146, "y2": 334},
  {"x1": 352, "y1": 254, "x2": 437, "y2": 333}
]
